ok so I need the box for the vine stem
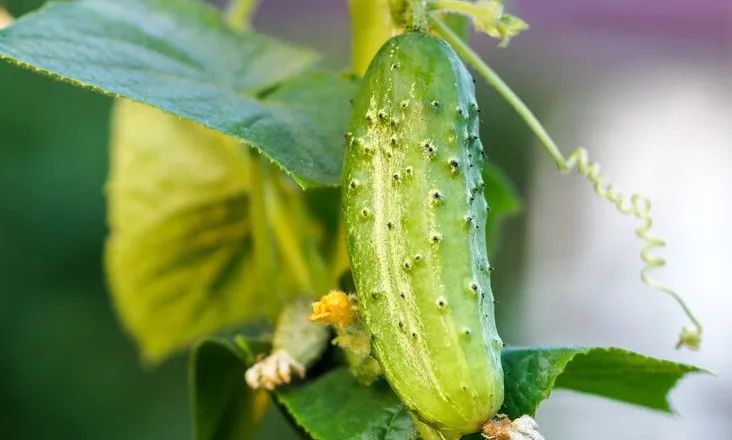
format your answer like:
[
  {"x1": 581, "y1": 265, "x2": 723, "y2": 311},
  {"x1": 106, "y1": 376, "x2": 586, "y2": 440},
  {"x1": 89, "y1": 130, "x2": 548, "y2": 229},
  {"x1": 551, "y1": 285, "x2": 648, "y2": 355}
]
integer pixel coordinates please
[
  {"x1": 226, "y1": 0, "x2": 259, "y2": 31},
  {"x1": 349, "y1": 0, "x2": 397, "y2": 76},
  {"x1": 430, "y1": 17, "x2": 566, "y2": 170},
  {"x1": 430, "y1": 15, "x2": 703, "y2": 349}
]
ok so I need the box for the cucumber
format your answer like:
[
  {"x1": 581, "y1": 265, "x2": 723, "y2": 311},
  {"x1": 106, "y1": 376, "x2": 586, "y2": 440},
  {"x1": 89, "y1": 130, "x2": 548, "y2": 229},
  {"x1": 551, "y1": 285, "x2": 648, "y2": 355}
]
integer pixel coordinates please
[{"x1": 342, "y1": 32, "x2": 503, "y2": 436}]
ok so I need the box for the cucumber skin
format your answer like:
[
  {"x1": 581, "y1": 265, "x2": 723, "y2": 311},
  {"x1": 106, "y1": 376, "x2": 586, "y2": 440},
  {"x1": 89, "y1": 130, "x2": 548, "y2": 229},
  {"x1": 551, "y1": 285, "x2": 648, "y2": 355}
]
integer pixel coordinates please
[{"x1": 342, "y1": 32, "x2": 503, "y2": 434}]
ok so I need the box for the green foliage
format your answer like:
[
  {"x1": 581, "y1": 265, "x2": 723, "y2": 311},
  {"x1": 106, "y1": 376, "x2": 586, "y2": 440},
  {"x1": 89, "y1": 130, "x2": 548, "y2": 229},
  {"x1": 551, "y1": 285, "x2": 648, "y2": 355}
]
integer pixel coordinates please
[
  {"x1": 483, "y1": 161, "x2": 521, "y2": 251},
  {"x1": 284, "y1": 347, "x2": 704, "y2": 438},
  {"x1": 426, "y1": 0, "x2": 528, "y2": 47},
  {"x1": 8, "y1": 0, "x2": 515, "y2": 367},
  {"x1": 0, "y1": 46, "x2": 192, "y2": 440},
  {"x1": 106, "y1": 100, "x2": 339, "y2": 363},
  {"x1": 107, "y1": 100, "x2": 263, "y2": 363},
  {"x1": 193, "y1": 340, "x2": 703, "y2": 439},
  {"x1": 263, "y1": 72, "x2": 361, "y2": 187},
  {"x1": 190, "y1": 338, "x2": 269, "y2": 440},
  {"x1": 0, "y1": 0, "x2": 357, "y2": 187},
  {"x1": 277, "y1": 369, "x2": 416, "y2": 440},
  {"x1": 501, "y1": 347, "x2": 706, "y2": 419}
]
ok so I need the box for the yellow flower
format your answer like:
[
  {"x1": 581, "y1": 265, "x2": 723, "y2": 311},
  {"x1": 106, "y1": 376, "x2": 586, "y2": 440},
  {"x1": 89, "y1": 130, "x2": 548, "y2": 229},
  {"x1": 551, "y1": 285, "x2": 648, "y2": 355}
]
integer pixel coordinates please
[{"x1": 309, "y1": 290, "x2": 355, "y2": 327}]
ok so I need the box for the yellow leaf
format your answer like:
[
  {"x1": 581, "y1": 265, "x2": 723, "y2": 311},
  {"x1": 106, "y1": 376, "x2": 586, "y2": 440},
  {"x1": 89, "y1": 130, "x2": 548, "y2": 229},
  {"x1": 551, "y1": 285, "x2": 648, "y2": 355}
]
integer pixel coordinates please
[{"x1": 106, "y1": 100, "x2": 296, "y2": 364}]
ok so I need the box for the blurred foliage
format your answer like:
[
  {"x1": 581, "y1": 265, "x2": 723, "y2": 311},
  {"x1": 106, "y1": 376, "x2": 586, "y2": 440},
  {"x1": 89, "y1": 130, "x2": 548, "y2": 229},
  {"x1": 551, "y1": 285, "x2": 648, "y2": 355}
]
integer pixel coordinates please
[
  {"x1": 190, "y1": 338, "x2": 270, "y2": 439},
  {"x1": 107, "y1": 101, "x2": 297, "y2": 363},
  {"x1": 0, "y1": 23, "x2": 192, "y2": 440},
  {"x1": 0, "y1": 3, "x2": 189, "y2": 439},
  {"x1": 483, "y1": 160, "x2": 522, "y2": 253},
  {"x1": 0, "y1": 4, "x2": 344, "y2": 438}
]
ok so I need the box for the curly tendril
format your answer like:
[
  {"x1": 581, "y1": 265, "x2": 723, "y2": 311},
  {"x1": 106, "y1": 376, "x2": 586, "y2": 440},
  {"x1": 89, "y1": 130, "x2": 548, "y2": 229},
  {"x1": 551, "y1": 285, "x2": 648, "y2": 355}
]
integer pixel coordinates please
[
  {"x1": 431, "y1": 16, "x2": 703, "y2": 349},
  {"x1": 563, "y1": 148, "x2": 702, "y2": 349}
]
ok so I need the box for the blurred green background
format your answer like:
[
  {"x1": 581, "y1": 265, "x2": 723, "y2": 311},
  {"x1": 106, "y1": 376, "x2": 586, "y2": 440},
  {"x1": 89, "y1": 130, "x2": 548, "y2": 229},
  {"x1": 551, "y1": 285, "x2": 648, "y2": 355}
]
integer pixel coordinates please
[
  {"x1": 0, "y1": 1, "x2": 190, "y2": 437},
  {"x1": 1, "y1": 0, "x2": 729, "y2": 439}
]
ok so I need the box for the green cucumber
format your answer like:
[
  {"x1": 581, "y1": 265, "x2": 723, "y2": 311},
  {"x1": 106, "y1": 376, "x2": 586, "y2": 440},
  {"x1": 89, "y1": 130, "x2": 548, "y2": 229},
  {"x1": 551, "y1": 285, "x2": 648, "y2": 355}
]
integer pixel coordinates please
[{"x1": 342, "y1": 31, "x2": 503, "y2": 436}]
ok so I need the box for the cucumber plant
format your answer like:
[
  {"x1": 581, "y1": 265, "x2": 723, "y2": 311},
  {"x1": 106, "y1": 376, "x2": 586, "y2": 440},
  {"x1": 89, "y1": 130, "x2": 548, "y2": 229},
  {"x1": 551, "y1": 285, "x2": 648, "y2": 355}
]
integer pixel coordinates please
[{"x1": 0, "y1": 0, "x2": 708, "y2": 439}]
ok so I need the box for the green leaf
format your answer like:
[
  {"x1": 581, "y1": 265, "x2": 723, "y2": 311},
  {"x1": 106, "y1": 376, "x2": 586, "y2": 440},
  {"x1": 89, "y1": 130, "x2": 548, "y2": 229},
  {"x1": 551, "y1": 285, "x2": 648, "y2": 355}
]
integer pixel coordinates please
[
  {"x1": 276, "y1": 369, "x2": 417, "y2": 440},
  {"x1": 259, "y1": 71, "x2": 359, "y2": 188},
  {"x1": 500, "y1": 346, "x2": 707, "y2": 419},
  {"x1": 0, "y1": 0, "x2": 358, "y2": 187},
  {"x1": 483, "y1": 161, "x2": 521, "y2": 251},
  {"x1": 191, "y1": 344, "x2": 704, "y2": 439},
  {"x1": 106, "y1": 100, "x2": 314, "y2": 363},
  {"x1": 189, "y1": 338, "x2": 270, "y2": 440}
]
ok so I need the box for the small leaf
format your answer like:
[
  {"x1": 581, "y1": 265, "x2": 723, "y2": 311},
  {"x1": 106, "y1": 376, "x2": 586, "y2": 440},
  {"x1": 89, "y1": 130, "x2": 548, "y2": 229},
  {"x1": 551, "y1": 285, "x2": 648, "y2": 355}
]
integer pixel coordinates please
[
  {"x1": 0, "y1": 0, "x2": 358, "y2": 186},
  {"x1": 483, "y1": 161, "x2": 521, "y2": 251},
  {"x1": 500, "y1": 346, "x2": 707, "y2": 419},
  {"x1": 275, "y1": 369, "x2": 417, "y2": 440},
  {"x1": 190, "y1": 338, "x2": 270, "y2": 440}
]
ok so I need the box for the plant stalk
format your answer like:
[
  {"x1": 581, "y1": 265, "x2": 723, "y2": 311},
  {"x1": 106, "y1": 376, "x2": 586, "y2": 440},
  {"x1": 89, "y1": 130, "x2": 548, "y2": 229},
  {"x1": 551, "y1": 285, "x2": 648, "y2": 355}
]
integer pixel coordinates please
[
  {"x1": 226, "y1": 0, "x2": 260, "y2": 31},
  {"x1": 349, "y1": 0, "x2": 396, "y2": 76}
]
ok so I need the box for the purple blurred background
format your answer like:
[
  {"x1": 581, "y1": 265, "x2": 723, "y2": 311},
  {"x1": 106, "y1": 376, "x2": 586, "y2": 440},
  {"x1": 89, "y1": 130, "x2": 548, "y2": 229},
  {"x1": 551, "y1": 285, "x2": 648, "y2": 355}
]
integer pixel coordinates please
[{"x1": 251, "y1": 0, "x2": 732, "y2": 56}]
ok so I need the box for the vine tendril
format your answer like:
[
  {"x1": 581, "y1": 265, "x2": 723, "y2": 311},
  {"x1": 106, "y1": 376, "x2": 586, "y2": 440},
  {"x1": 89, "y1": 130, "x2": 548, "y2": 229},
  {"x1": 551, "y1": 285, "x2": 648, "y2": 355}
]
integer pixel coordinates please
[
  {"x1": 431, "y1": 16, "x2": 703, "y2": 349},
  {"x1": 564, "y1": 148, "x2": 702, "y2": 349}
]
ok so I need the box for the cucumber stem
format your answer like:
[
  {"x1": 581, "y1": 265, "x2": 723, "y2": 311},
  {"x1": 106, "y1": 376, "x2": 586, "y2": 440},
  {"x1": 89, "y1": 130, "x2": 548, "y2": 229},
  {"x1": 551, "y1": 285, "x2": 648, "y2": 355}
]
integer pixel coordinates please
[
  {"x1": 405, "y1": 0, "x2": 429, "y2": 31},
  {"x1": 430, "y1": 15, "x2": 703, "y2": 350}
]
